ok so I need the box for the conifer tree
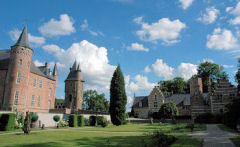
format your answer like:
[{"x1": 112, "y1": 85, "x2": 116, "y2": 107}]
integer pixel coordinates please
[
  {"x1": 109, "y1": 65, "x2": 127, "y2": 125},
  {"x1": 236, "y1": 58, "x2": 240, "y2": 95}
]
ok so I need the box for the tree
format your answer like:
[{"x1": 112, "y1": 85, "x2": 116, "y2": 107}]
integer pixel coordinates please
[
  {"x1": 236, "y1": 58, "x2": 240, "y2": 95},
  {"x1": 158, "y1": 77, "x2": 189, "y2": 96},
  {"x1": 158, "y1": 101, "x2": 178, "y2": 119},
  {"x1": 110, "y1": 65, "x2": 127, "y2": 126},
  {"x1": 23, "y1": 111, "x2": 31, "y2": 134},
  {"x1": 82, "y1": 90, "x2": 109, "y2": 112},
  {"x1": 197, "y1": 61, "x2": 228, "y2": 92}
]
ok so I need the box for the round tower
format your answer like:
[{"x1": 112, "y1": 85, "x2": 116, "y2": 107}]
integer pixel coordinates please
[
  {"x1": 64, "y1": 61, "x2": 84, "y2": 112},
  {"x1": 3, "y1": 26, "x2": 33, "y2": 112}
]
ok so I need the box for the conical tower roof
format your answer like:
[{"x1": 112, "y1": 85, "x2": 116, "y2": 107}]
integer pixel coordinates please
[
  {"x1": 53, "y1": 63, "x2": 58, "y2": 76},
  {"x1": 71, "y1": 60, "x2": 77, "y2": 71},
  {"x1": 15, "y1": 26, "x2": 30, "y2": 48}
]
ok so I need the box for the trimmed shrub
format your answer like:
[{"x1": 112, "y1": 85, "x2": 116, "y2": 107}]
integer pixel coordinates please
[
  {"x1": 0, "y1": 113, "x2": 16, "y2": 131},
  {"x1": 53, "y1": 115, "x2": 60, "y2": 122},
  {"x1": 59, "y1": 120, "x2": 68, "y2": 127},
  {"x1": 96, "y1": 116, "x2": 104, "y2": 125},
  {"x1": 149, "y1": 131, "x2": 177, "y2": 147},
  {"x1": 152, "y1": 112, "x2": 160, "y2": 119},
  {"x1": 31, "y1": 113, "x2": 38, "y2": 123},
  {"x1": 89, "y1": 116, "x2": 97, "y2": 126},
  {"x1": 101, "y1": 118, "x2": 109, "y2": 128},
  {"x1": 77, "y1": 115, "x2": 85, "y2": 127},
  {"x1": 223, "y1": 99, "x2": 240, "y2": 129},
  {"x1": 69, "y1": 114, "x2": 77, "y2": 127}
]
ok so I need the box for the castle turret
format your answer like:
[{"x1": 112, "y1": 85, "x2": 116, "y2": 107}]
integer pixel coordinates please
[
  {"x1": 3, "y1": 26, "x2": 33, "y2": 112},
  {"x1": 64, "y1": 61, "x2": 84, "y2": 112},
  {"x1": 52, "y1": 63, "x2": 58, "y2": 80}
]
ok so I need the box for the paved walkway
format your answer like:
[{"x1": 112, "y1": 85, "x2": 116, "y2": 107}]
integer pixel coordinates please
[{"x1": 190, "y1": 124, "x2": 239, "y2": 147}]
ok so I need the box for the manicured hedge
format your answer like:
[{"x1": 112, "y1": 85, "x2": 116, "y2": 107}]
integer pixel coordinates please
[
  {"x1": 175, "y1": 115, "x2": 191, "y2": 120},
  {"x1": 77, "y1": 115, "x2": 84, "y2": 127},
  {"x1": 195, "y1": 113, "x2": 223, "y2": 124},
  {"x1": 69, "y1": 114, "x2": 77, "y2": 127},
  {"x1": 0, "y1": 113, "x2": 16, "y2": 131},
  {"x1": 89, "y1": 116, "x2": 97, "y2": 126}
]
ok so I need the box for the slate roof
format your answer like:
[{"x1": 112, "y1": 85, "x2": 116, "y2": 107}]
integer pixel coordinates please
[
  {"x1": 15, "y1": 26, "x2": 31, "y2": 49},
  {"x1": 0, "y1": 49, "x2": 55, "y2": 81},
  {"x1": 132, "y1": 96, "x2": 148, "y2": 108},
  {"x1": 165, "y1": 94, "x2": 191, "y2": 106},
  {"x1": 65, "y1": 62, "x2": 84, "y2": 81}
]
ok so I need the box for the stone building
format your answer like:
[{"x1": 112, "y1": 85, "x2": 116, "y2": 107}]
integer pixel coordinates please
[
  {"x1": 0, "y1": 26, "x2": 57, "y2": 113},
  {"x1": 64, "y1": 61, "x2": 84, "y2": 112}
]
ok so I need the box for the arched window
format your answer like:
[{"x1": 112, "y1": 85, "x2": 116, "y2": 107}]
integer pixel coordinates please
[{"x1": 69, "y1": 94, "x2": 72, "y2": 102}]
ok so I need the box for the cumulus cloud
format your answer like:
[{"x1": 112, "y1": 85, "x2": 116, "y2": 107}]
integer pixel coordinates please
[
  {"x1": 33, "y1": 60, "x2": 44, "y2": 66},
  {"x1": 128, "y1": 75, "x2": 156, "y2": 93},
  {"x1": 230, "y1": 16, "x2": 240, "y2": 25},
  {"x1": 230, "y1": 2, "x2": 240, "y2": 16},
  {"x1": 223, "y1": 65, "x2": 234, "y2": 69},
  {"x1": 202, "y1": 58, "x2": 214, "y2": 63},
  {"x1": 39, "y1": 14, "x2": 75, "y2": 37},
  {"x1": 152, "y1": 59, "x2": 197, "y2": 80},
  {"x1": 127, "y1": 42, "x2": 149, "y2": 52},
  {"x1": 226, "y1": 7, "x2": 233, "y2": 12},
  {"x1": 144, "y1": 66, "x2": 151, "y2": 73},
  {"x1": 9, "y1": 29, "x2": 45, "y2": 47},
  {"x1": 42, "y1": 40, "x2": 116, "y2": 92},
  {"x1": 197, "y1": 7, "x2": 219, "y2": 24},
  {"x1": 207, "y1": 28, "x2": 239, "y2": 50},
  {"x1": 134, "y1": 17, "x2": 186, "y2": 45},
  {"x1": 179, "y1": 0, "x2": 194, "y2": 10}
]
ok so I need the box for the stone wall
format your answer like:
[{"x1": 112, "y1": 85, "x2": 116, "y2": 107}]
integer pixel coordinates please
[
  {"x1": 148, "y1": 86, "x2": 165, "y2": 113},
  {"x1": 133, "y1": 107, "x2": 149, "y2": 119}
]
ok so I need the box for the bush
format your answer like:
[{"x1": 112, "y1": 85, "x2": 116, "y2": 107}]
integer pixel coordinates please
[
  {"x1": 152, "y1": 112, "x2": 160, "y2": 119},
  {"x1": 77, "y1": 115, "x2": 85, "y2": 127},
  {"x1": 0, "y1": 113, "x2": 16, "y2": 131},
  {"x1": 223, "y1": 99, "x2": 240, "y2": 129},
  {"x1": 84, "y1": 118, "x2": 89, "y2": 126},
  {"x1": 96, "y1": 116, "x2": 104, "y2": 125},
  {"x1": 149, "y1": 131, "x2": 177, "y2": 147},
  {"x1": 186, "y1": 123, "x2": 195, "y2": 132},
  {"x1": 195, "y1": 113, "x2": 223, "y2": 124},
  {"x1": 89, "y1": 116, "x2": 97, "y2": 126},
  {"x1": 69, "y1": 114, "x2": 77, "y2": 127},
  {"x1": 53, "y1": 115, "x2": 60, "y2": 122},
  {"x1": 31, "y1": 113, "x2": 38, "y2": 123},
  {"x1": 101, "y1": 118, "x2": 109, "y2": 127},
  {"x1": 59, "y1": 120, "x2": 68, "y2": 127},
  {"x1": 175, "y1": 115, "x2": 191, "y2": 120},
  {"x1": 159, "y1": 101, "x2": 178, "y2": 119}
]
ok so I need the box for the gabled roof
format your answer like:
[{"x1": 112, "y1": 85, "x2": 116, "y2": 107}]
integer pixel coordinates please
[
  {"x1": 132, "y1": 96, "x2": 148, "y2": 108},
  {"x1": 165, "y1": 94, "x2": 191, "y2": 106},
  {"x1": 14, "y1": 26, "x2": 31, "y2": 49}
]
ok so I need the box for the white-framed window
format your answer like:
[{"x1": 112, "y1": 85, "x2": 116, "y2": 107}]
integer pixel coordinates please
[
  {"x1": 49, "y1": 88, "x2": 52, "y2": 97},
  {"x1": 48, "y1": 101, "x2": 51, "y2": 109},
  {"x1": 14, "y1": 91, "x2": 19, "y2": 105},
  {"x1": 154, "y1": 102, "x2": 158, "y2": 108},
  {"x1": 33, "y1": 78, "x2": 37, "y2": 87},
  {"x1": 39, "y1": 80, "x2": 42, "y2": 88},
  {"x1": 16, "y1": 72, "x2": 21, "y2": 84},
  {"x1": 31, "y1": 95, "x2": 35, "y2": 107},
  {"x1": 38, "y1": 96, "x2": 41, "y2": 107},
  {"x1": 154, "y1": 94, "x2": 157, "y2": 100}
]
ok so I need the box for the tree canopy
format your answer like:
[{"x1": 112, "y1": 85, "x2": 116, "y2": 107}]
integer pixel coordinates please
[
  {"x1": 197, "y1": 61, "x2": 228, "y2": 92},
  {"x1": 158, "y1": 101, "x2": 178, "y2": 119},
  {"x1": 235, "y1": 58, "x2": 240, "y2": 95},
  {"x1": 158, "y1": 77, "x2": 189, "y2": 96},
  {"x1": 82, "y1": 90, "x2": 109, "y2": 112},
  {"x1": 110, "y1": 65, "x2": 127, "y2": 126}
]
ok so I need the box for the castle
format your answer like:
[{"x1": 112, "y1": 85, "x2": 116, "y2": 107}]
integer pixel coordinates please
[
  {"x1": 132, "y1": 77, "x2": 238, "y2": 119},
  {"x1": 0, "y1": 26, "x2": 57, "y2": 113}
]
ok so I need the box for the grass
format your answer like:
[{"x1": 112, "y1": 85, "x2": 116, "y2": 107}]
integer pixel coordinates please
[
  {"x1": 0, "y1": 123, "x2": 205, "y2": 147},
  {"x1": 78, "y1": 123, "x2": 206, "y2": 133},
  {"x1": 230, "y1": 136, "x2": 240, "y2": 147},
  {"x1": 217, "y1": 124, "x2": 238, "y2": 133}
]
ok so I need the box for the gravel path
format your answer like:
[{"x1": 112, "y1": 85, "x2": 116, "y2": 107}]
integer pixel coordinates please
[{"x1": 190, "y1": 124, "x2": 239, "y2": 147}]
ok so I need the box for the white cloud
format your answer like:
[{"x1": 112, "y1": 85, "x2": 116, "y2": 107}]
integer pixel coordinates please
[
  {"x1": 223, "y1": 65, "x2": 234, "y2": 68},
  {"x1": 9, "y1": 29, "x2": 45, "y2": 47},
  {"x1": 226, "y1": 7, "x2": 233, "y2": 12},
  {"x1": 230, "y1": 2, "x2": 240, "y2": 16},
  {"x1": 203, "y1": 58, "x2": 214, "y2": 63},
  {"x1": 43, "y1": 40, "x2": 116, "y2": 91},
  {"x1": 144, "y1": 66, "x2": 151, "y2": 73},
  {"x1": 81, "y1": 19, "x2": 88, "y2": 30},
  {"x1": 197, "y1": 7, "x2": 219, "y2": 24},
  {"x1": 128, "y1": 75, "x2": 156, "y2": 93},
  {"x1": 127, "y1": 42, "x2": 149, "y2": 52},
  {"x1": 179, "y1": 0, "x2": 194, "y2": 10},
  {"x1": 33, "y1": 60, "x2": 44, "y2": 66},
  {"x1": 230, "y1": 16, "x2": 240, "y2": 25},
  {"x1": 39, "y1": 14, "x2": 75, "y2": 37},
  {"x1": 134, "y1": 17, "x2": 186, "y2": 45},
  {"x1": 80, "y1": 19, "x2": 104, "y2": 37},
  {"x1": 127, "y1": 96, "x2": 133, "y2": 105},
  {"x1": 152, "y1": 59, "x2": 174, "y2": 80},
  {"x1": 207, "y1": 28, "x2": 239, "y2": 50},
  {"x1": 152, "y1": 59, "x2": 197, "y2": 80}
]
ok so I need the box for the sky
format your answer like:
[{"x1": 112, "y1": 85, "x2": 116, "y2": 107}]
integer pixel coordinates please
[{"x1": 0, "y1": 0, "x2": 240, "y2": 111}]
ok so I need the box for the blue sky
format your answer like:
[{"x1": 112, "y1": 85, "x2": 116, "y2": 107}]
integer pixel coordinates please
[{"x1": 0, "y1": 0, "x2": 240, "y2": 111}]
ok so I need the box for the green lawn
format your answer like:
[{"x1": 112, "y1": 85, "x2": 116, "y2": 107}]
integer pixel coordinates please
[
  {"x1": 77, "y1": 123, "x2": 206, "y2": 133},
  {"x1": 0, "y1": 123, "x2": 205, "y2": 147},
  {"x1": 217, "y1": 124, "x2": 237, "y2": 133},
  {"x1": 230, "y1": 136, "x2": 240, "y2": 147}
]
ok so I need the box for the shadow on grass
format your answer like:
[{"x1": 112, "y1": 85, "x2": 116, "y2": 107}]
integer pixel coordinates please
[{"x1": 6, "y1": 142, "x2": 63, "y2": 147}]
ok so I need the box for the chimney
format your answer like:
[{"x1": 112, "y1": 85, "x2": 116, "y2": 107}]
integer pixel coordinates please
[{"x1": 45, "y1": 62, "x2": 48, "y2": 67}]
